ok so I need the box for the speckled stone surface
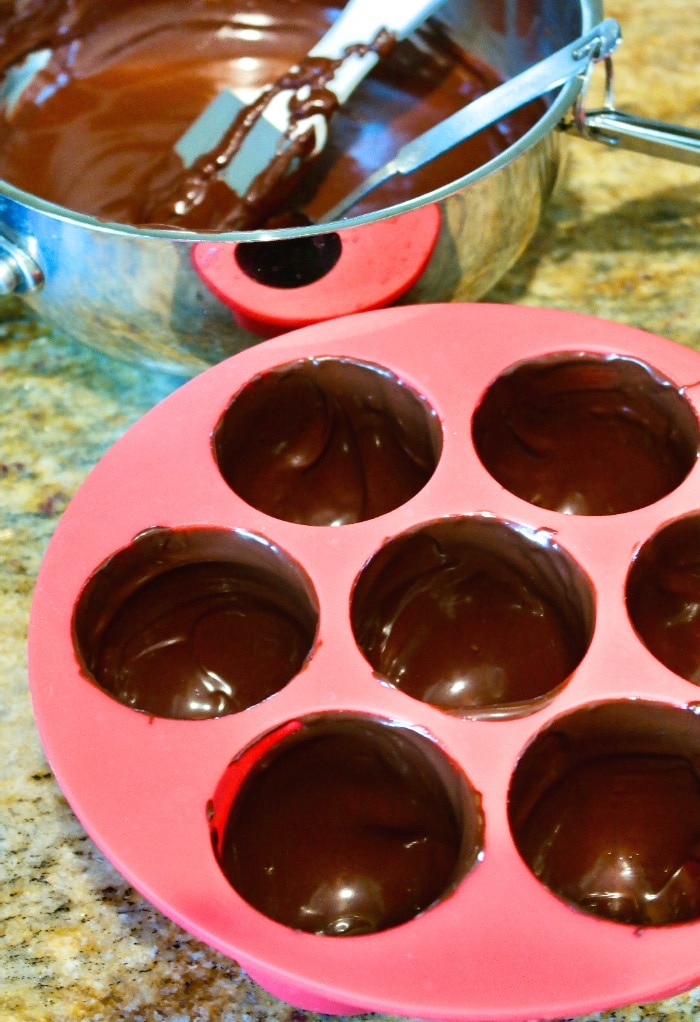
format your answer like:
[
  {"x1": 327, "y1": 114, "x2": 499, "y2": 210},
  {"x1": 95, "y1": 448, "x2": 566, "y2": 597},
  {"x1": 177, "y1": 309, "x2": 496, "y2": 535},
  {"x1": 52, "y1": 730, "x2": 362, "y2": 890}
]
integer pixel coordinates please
[{"x1": 1, "y1": 1, "x2": 699, "y2": 1019}]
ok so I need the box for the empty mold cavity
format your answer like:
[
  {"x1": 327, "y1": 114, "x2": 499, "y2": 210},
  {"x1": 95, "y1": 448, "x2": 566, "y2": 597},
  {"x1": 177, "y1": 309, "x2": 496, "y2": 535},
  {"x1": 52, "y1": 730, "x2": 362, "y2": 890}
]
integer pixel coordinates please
[
  {"x1": 509, "y1": 700, "x2": 700, "y2": 927},
  {"x1": 235, "y1": 234, "x2": 342, "y2": 288},
  {"x1": 627, "y1": 514, "x2": 700, "y2": 684},
  {"x1": 213, "y1": 358, "x2": 441, "y2": 526},
  {"x1": 210, "y1": 714, "x2": 483, "y2": 935},
  {"x1": 472, "y1": 353, "x2": 698, "y2": 515},
  {"x1": 73, "y1": 526, "x2": 318, "y2": 719},
  {"x1": 351, "y1": 516, "x2": 594, "y2": 719}
]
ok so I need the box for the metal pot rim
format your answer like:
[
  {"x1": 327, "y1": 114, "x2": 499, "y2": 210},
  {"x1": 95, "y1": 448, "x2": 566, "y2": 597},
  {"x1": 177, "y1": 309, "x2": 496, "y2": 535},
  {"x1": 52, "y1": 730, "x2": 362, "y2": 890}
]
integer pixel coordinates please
[{"x1": 0, "y1": 5, "x2": 597, "y2": 243}]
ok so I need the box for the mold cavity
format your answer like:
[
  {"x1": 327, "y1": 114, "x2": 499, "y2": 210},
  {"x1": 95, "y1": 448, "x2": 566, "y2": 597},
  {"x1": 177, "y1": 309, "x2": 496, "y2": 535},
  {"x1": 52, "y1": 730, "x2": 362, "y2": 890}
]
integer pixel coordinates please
[
  {"x1": 72, "y1": 527, "x2": 318, "y2": 720},
  {"x1": 351, "y1": 516, "x2": 594, "y2": 719},
  {"x1": 472, "y1": 353, "x2": 698, "y2": 515},
  {"x1": 214, "y1": 358, "x2": 441, "y2": 526},
  {"x1": 627, "y1": 514, "x2": 700, "y2": 684},
  {"x1": 210, "y1": 714, "x2": 483, "y2": 935},
  {"x1": 234, "y1": 233, "x2": 342, "y2": 288},
  {"x1": 509, "y1": 700, "x2": 700, "y2": 927}
]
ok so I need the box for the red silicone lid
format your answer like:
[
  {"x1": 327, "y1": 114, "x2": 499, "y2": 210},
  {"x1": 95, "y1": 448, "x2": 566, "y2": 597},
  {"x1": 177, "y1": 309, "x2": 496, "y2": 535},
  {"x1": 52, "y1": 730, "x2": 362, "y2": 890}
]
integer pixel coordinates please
[{"x1": 192, "y1": 205, "x2": 441, "y2": 337}]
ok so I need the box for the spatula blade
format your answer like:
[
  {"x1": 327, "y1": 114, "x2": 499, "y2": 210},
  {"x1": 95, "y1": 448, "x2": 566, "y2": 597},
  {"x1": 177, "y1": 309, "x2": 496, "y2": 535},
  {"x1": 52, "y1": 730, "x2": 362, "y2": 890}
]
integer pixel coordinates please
[{"x1": 175, "y1": 87, "x2": 295, "y2": 195}]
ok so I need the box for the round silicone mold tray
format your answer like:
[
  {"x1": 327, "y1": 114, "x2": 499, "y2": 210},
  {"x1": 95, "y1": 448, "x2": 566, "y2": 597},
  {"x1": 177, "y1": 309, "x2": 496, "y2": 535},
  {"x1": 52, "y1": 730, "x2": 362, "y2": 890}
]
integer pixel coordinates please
[{"x1": 28, "y1": 304, "x2": 700, "y2": 1022}]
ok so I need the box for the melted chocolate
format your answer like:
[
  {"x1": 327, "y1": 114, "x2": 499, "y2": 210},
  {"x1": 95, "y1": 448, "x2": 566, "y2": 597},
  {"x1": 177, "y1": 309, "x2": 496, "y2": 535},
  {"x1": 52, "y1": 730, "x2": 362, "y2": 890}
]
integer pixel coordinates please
[
  {"x1": 91, "y1": 562, "x2": 313, "y2": 718},
  {"x1": 627, "y1": 516, "x2": 700, "y2": 683},
  {"x1": 352, "y1": 519, "x2": 591, "y2": 715},
  {"x1": 216, "y1": 717, "x2": 474, "y2": 934},
  {"x1": 509, "y1": 703, "x2": 700, "y2": 927},
  {"x1": 472, "y1": 356, "x2": 698, "y2": 516},
  {"x1": 73, "y1": 528, "x2": 317, "y2": 719},
  {"x1": 0, "y1": 0, "x2": 542, "y2": 230},
  {"x1": 0, "y1": 0, "x2": 126, "y2": 69},
  {"x1": 214, "y1": 359, "x2": 439, "y2": 526}
]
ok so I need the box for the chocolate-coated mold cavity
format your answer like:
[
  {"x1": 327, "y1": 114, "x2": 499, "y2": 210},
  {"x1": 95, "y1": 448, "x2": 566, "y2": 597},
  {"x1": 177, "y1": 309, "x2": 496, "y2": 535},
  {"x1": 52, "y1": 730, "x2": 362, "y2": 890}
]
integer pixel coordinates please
[
  {"x1": 234, "y1": 234, "x2": 342, "y2": 288},
  {"x1": 509, "y1": 700, "x2": 700, "y2": 927},
  {"x1": 73, "y1": 527, "x2": 318, "y2": 719},
  {"x1": 210, "y1": 714, "x2": 483, "y2": 935},
  {"x1": 627, "y1": 514, "x2": 700, "y2": 684},
  {"x1": 214, "y1": 358, "x2": 441, "y2": 526},
  {"x1": 472, "y1": 353, "x2": 698, "y2": 515},
  {"x1": 351, "y1": 516, "x2": 594, "y2": 719}
]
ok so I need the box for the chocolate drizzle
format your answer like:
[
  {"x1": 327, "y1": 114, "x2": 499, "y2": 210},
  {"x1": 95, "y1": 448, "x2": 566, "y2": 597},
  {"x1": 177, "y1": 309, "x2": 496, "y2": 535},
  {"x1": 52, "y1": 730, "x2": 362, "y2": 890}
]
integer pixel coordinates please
[{"x1": 144, "y1": 30, "x2": 396, "y2": 230}]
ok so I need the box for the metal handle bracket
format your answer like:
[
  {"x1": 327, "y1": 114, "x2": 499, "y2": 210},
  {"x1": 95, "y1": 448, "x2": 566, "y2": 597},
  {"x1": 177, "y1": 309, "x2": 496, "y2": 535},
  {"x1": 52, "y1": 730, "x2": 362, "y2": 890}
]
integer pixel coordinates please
[
  {"x1": 0, "y1": 234, "x2": 44, "y2": 295},
  {"x1": 566, "y1": 52, "x2": 700, "y2": 167}
]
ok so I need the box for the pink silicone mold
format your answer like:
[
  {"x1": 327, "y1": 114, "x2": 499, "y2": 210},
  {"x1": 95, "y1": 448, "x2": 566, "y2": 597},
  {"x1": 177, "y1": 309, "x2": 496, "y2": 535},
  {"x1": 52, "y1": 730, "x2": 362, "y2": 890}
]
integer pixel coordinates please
[{"x1": 28, "y1": 304, "x2": 700, "y2": 1021}]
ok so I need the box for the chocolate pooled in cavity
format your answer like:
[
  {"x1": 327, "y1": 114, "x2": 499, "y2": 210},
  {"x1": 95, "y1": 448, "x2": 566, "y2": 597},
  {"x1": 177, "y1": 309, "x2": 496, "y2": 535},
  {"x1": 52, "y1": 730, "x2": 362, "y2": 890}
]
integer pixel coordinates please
[
  {"x1": 214, "y1": 359, "x2": 440, "y2": 525},
  {"x1": 216, "y1": 716, "x2": 479, "y2": 934}
]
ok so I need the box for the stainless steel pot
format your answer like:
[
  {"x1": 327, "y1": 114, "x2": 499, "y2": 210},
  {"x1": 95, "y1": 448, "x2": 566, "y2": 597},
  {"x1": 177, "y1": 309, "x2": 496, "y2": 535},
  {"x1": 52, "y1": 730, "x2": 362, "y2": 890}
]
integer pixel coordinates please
[{"x1": 0, "y1": 0, "x2": 693, "y2": 376}]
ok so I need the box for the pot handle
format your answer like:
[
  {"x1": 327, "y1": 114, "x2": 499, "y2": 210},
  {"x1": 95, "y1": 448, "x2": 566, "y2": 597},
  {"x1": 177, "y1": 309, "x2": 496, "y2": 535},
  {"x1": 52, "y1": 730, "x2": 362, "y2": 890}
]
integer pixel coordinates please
[
  {"x1": 565, "y1": 56, "x2": 700, "y2": 167},
  {"x1": 0, "y1": 234, "x2": 43, "y2": 295},
  {"x1": 575, "y1": 109, "x2": 700, "y2": 166}
]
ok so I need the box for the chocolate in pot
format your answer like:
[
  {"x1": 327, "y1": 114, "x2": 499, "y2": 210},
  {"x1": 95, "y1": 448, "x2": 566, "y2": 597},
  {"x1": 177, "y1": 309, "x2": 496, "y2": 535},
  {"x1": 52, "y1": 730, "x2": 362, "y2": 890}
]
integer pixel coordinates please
[{"x1": 0, "y1": 0, "x2": 542, "y2": 230}]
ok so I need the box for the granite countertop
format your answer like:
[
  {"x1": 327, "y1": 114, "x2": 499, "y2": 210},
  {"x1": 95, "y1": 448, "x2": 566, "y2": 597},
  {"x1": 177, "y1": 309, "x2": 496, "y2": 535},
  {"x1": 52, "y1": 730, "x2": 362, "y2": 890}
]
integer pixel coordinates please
[{"x1": 1, "y1": 0, "x2": 699, "y2": 1019}]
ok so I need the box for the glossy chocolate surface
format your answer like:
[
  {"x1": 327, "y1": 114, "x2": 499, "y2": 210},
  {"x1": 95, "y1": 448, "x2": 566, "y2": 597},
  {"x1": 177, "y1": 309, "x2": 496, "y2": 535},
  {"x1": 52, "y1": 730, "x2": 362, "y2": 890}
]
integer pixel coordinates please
[
  {"x1": 216, "y1": 717, "x2": 478, "y2": 934},
  {"x1": 73, "y1": 527, "x2": 317, "y2": 719},
  {"x1": 509, "y1": 702, "x2": 700, "y2": 927},
  {"x1": 214, "y1": 359, "x2": 439, "y2": 525},
  {"x1": 472, "y1": 355, "x2": 698, "y2": 515},
  {"x1": 0, "y1": 0, "x2": 542, "y2": 229},
  {"x1": 352, "y1": 518, "x2": 592, "y2": 716},
  {"x1": 627, "y1": 515, "x2": 700, "y2": 683}
]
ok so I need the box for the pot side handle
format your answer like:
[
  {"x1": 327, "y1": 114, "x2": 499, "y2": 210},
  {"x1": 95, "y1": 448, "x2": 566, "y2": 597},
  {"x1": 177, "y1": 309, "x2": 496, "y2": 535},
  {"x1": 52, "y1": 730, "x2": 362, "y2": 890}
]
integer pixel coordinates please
[
  {"x1": 0, "y1": 234, "x2": 43, "y2": 295},
  {"x1": 574, "y1": 108, "x2": 700, "y2": 166}
]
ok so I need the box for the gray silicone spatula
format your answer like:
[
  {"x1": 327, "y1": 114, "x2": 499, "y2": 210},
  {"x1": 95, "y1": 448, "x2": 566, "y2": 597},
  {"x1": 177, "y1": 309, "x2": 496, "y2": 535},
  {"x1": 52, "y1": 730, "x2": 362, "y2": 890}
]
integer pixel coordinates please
[
  {"x1": 320, "y1": 18, "x2": 622, "y2": 220},
  {"x1": 175, "y1": 0, "x2": 448, "y2": 198}
]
